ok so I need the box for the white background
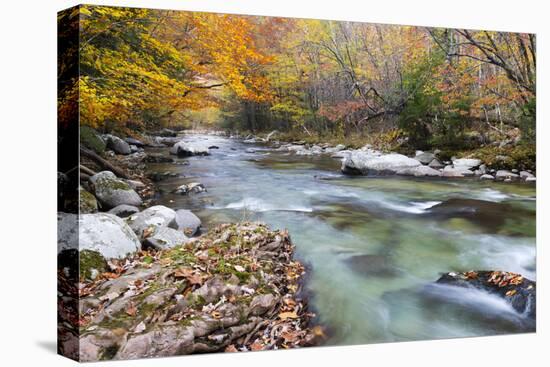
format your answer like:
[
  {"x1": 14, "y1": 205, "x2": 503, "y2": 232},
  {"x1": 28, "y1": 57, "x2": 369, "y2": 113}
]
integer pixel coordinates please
[{"x1": 0, "y1": 0, "x2": 547, "y2": 365}]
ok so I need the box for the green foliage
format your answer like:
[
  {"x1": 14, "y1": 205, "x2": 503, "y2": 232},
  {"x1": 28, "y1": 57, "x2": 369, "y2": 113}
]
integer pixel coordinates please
[{"x1": 519, "y1": 97, "x2": 536, "y2": 143}]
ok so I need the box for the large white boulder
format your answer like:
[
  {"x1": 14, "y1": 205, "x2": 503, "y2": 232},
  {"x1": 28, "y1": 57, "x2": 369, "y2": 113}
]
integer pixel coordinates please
[
  {"x1": 79, "y1": 213, "x2": 141, "y2": 259},
  {"x1": 451, "y1": 158, "x2": 482, "y2": 169},
  {"x1": 342, "y1": 151, "x2": 421, "y2": 175},
  {"x1": 169, "y1": 141, "x2": 210, "y2": 157}
]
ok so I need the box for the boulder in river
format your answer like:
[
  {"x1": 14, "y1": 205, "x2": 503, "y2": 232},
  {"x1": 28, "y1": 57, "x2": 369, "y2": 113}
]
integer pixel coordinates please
[
  {"x1": 451, "y1": 158, "x2": 482, "y2": 169},
  {"x1": 428, "y1": 158, "x2": 445, "y2": 169},
  {"x1": 79, "y1": 212, "x2": 142, "y2": 259},
  {"x1": 441, "y1": 165, "x2": 474, "y2": 178},
  {"x1": 108, "y1": 204, "x2": 140, "y2": 218},
  {"x1": 436, "y1": 271, "x2": 535, "y2": 319},
  {"x1": 396, "y1": 165, "x2": 442, "y2": 177},
  {"x1": 170, "y1": 141, "x2": 210, "y2": 157},
  {"x1": 125, "y1": 137, "x2": 145, "y2": 147},
  {"x1": 175, "y1": 209, "x2": 202, "y2": 236},
  {"x1": 89, "y1": 171, "x2": 143, "y2": 209},
  {"x1": 174, "y1": 182, "x2": 206, "y2": 195},
  {"x1": 126, "y1": 205, "x2": 178, "y2": 238},
  {"x1": 342, "y1": 151, "x2": 421, "y2": 175},
  {"x1": 495, "y1": 170, "x2": 520, "y2": 181},
  {"x1": 480, "y1": 174, "x2": 495, "y2": 180},
  {"x1": 104, "y1": 134, "x2": 132, "y2": 155}
]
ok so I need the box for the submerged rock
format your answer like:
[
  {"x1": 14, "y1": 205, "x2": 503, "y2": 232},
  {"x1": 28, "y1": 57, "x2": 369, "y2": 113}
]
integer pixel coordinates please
[
  {"x1": 89, "y1": 171, "x2": 143, "y2": 209},
  {"x1": 345, "y1": 254, "x2": 396, "y2": 277},
  {"x1": 436, "y1": 271, "x2": 535, "y2": 319}
]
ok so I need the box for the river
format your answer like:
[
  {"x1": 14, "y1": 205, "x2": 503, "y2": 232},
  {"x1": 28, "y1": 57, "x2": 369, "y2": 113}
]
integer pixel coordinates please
[{"x1": 146, "y1": 133, "x2": 536, "y2": 346}]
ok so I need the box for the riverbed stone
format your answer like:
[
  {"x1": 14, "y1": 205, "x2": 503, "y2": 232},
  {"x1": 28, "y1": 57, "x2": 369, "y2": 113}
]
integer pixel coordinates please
[
  {"x1": 170, "y1": 141, "x2": 210, "y2": 156},
  {"x1": 451, "y1": 158, "x2": 481, "y2": 169},
  {"x1": 175, "y1": 209, "x2": 202, "y2": 236},
  {"x1": 80, "y1": 213, "x2": 142, "y2": 259},
  {"x1": 342, "y1": 151, "x2": 421, "y2": 175},
  {"x1": 89, "y1": 171, "x2": 143, "y2": 209},
  {"x1": 480, "y1": 174, "x2": 495, "y2": 180},
  {"x1": 108, "y1": 204, "x2": 140, "y2": 218},
  {"x1": 104, "y1": 134, "x2": 132, "y2": 155},
  {"x1": 396, "y1": 165, "x2": 442, "y2": 177},
  {"x1": 441, "y1": 165, "x2": 474, "y2": 178},
  {"x1": 143, "y1": 227, "x2": 188, "y2": 250},
  {"x1": 126, "y1": 205, "x2": 178, "y2": 238},
  {"x1": 495, "y1": 170, "x2": 519, "y2": 181},
  {"x1": 414, "y1": 152, "x2": 436, "y2": 165},
  {"x1": 174, "y1": 182, "x2": 206, "y2": 195},
  {"x1": 428, "y1": 158, "x2": 445, "y2": 169},
  {"x1": 125, "y1": 137, "x2": 145, "y2": 147},
  {"x1": 520, "y1": 171, "x2": 535, "y2": 180}
]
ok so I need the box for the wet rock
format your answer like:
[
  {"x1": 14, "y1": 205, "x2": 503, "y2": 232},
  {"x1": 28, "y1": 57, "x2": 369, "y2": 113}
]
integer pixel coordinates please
[
  {"x1": 126, "y1": 205, "x2": 178, "y2": 238},
  {"x1": 170, "y1": 141, "x2": 210, "y2": 157},
  {"x1": 104, "y1": 134, "x2": 131, "y2": 155},
  {"x1": 342, "y1": 151, "x2": 420, "y2": 175},
  {"x1": 495, "y1": 170, "x2": 519, "y2": 181},
  {"x1": 441, "y1": 165, "x2": 474, "y2": 178},
  {"x1": 89, "y1": 171, "x2": 143, "y2": 209},
  {"x1": 525, "y1": 177, "x2": 536, "y2": 183},
  {"x1": 126, "y1": 179, "x2": 146, "y2": 190},
  {"x1": 436, "y1": 271, "x2": 535, "y2": 319},
  {"x1": 158, "y1": 128, "x2": 177, "y2": 137},
  {"x1": 175, "y1": 209, "x2": 202, "y2": 236},
  {"x1": 520, "y1": 171, "x2": 535, "y2": 180},
  {"x1": 108, "y1": 204, "x2": 140, "y2": 218},
  {"x1": 125, "y1": 137, "x2": 145, "y2": 147},
  {"x1": 174, "y1": 182, "x2": 206, "y2": 195},
  {"x1": 396, "y1": 165, "x2": 441, "y2": 177},
  {"x1": 144, "y1": 154, "x2": 174, "y2": 163},
  {"x1": 143, "y1": 227, "x2": 188, "y2": 250},
  {"x1": 480, "y1": 174, "x2": 495, "y2": 181},
  {"x1": 79, "y1": 213, "x2": 142, "y2": 259}
]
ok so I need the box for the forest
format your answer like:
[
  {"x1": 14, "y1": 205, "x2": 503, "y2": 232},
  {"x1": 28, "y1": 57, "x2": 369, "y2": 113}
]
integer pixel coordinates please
[{"x1": 58, "y1": 5, "x2": 536, "y2": 159}]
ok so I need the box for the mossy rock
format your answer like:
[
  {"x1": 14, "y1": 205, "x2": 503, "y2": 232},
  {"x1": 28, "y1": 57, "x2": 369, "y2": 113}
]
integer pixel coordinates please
[
  {"x1": 80, "y1": 250, "x2": 108, "y2": 280},
  {"x1": 80, "y1": 125, "x2": 106, "y2": 154},
  {"x1": 79, "y1": 187, "x2": 98, "y2": 214}
]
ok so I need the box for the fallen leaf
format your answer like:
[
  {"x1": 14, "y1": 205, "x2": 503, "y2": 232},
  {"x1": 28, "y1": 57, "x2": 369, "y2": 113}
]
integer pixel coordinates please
[
  {"x1": 278, "y1": 311, "x2": 298, "y2": 320},
  {"x1": 250, "y1": 340, "x2": 264, "y2": 351},
  {"x1": 225, "y1": 345, "x2": 238, "y2": 353},
  {"x1": 134, "y1": 322, "x2": 146, "y2": 333},
  {"x1": 126, "y1": 303, "x2": 137, "y2": 316},
  {"x1": 142, "y1": 226, "x2": 155, "y2": 239},
  {"x1": 211, "y1": 311, "x2": 222, "y2": 319},
  {"x1": 505, "y1": 289, "x2": 517, "y2": 297},
  {"x1": 173, "y1": 268, "x2": 194, "y2": 279}
]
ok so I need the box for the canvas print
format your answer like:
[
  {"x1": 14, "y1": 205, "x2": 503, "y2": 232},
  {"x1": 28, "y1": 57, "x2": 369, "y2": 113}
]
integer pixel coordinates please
[{"x1": 57, "y1": 4, "x2": 536, "y2": 362}]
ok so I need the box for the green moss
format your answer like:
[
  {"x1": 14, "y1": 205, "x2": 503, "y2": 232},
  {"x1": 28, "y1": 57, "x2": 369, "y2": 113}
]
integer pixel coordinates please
[
  {"x1": 79, "y1": 250, "x2": 107, "y2": 280},
  {"x1": 80, "y1": 125, "x2": 106, "y2": 154},
  {"x1": 79, "y1": 188, "x2": 98, "y2": 214}
]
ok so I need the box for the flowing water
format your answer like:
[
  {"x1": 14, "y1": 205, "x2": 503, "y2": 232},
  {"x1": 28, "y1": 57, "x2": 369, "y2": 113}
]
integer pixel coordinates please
[{"x1": 147, "y1": 133, "x2": 536, "y2": 345}]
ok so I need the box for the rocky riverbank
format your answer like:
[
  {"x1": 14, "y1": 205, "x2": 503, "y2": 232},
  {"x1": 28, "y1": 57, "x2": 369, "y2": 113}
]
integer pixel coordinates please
[
  {"x1": 58, "y1": 128, "x2": 322, "y2": 361},
  {"x1": 234, "y1": 130, "x2": 536, "y2": 183}
]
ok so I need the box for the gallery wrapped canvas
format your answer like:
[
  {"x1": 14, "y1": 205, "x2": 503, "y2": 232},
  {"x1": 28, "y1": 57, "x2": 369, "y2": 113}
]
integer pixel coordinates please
[{"x1": 58, "y1": 4, "x2": 536, "y2": 362}]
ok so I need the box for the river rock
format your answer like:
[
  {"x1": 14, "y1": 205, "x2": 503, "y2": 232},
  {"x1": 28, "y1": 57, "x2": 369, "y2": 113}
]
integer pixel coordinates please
[
  {"x1": 125, "y1": 137, "x2": 145, "y2": 147},
  {"x1": 144, "y1": 154, "x2": 174, "y2": 163},
  {"x1": 525, "y1": 177, "x2": 536, "y2": 183},
  {"x1": 170, "y1": 141, "x2": 210, "y2": 157},
  {"x1": 108, "y1": 204, "x2": 140, "y2": 218},
  {"x1": 89, "y1": 171, "x2": 143, "y2": 209},
  {"x1": 495, "y1": 170, "x2": 519, "y2": 181},
  {"x1": 104, "y1": 134, "x2": 131, "y2": 155},
  {"x1": 174, "y1": 182, "x2": 206, "y2": 195},
  {"x1": 79, "y1": 187, "x2": 98, "y2": 214},
  {"x1": 428, "y1": 158, "x2": 445, "y2": 169},
  {"x1": 480, "y1": 174, "x2": 495, "y2": 180},
  {"x1": 80, "y1": 213, "x2": 142, "y2": 259},
  {"x1": 451, "y1": 158, "x2": 481, "y2": 169},
  {"x1": 175, "y1": 209, "x2": 202, "y2": 236},
  {"x1": 126, "y1": 205, "x2": 178, "y2": 238},
  {"x1": 520, "y1": 171, "x2": 535, "y2": 180},
  {"x1": 342, "y1": 152, "x2": 421, "y2": 175},
  {"x1": 414, "y1": 152, "x2": 436, "y2": 165},
  {"x1": 441, "y1": 165, "x2": 474, "y2": 178},
  {"x1": 143, "y1": 227, "x2": 188, "y2": 250},
  {"x1": 396, "y1": 165, "x2": 441, "y2": 177},
  {"x1": 436, "y1": 271, "x2": 535, "y2": 319},
  {"x1": 158, "y1": 128, "x2": 177, "y2": 137}
]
